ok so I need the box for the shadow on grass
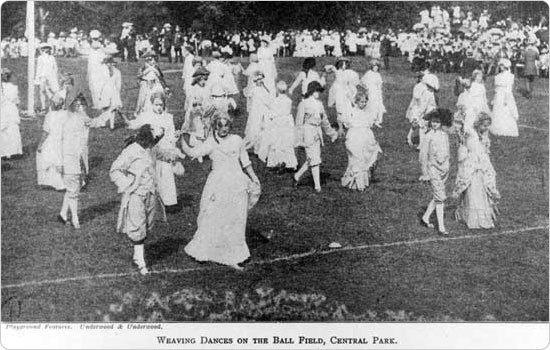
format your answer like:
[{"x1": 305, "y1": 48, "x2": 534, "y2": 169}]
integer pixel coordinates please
[
  {"x1": 89, "y1": 156, "x2": 104, "y2": 169},
  {"x1": 80, "y1": 200, "x2": 119, "y2": 223},
  {"x1": 147, "y1": 237, "x2": 187, "y2": 263}
]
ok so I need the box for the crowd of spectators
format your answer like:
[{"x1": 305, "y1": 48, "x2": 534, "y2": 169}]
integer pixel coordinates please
[{"x1": 2, "y1": 5, "x2": 548, "y2": 78}]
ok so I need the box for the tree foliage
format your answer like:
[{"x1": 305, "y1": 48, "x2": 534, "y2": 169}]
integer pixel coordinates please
[{"x1": 1, "y1": 1, "x2": 547, "y2": 39}]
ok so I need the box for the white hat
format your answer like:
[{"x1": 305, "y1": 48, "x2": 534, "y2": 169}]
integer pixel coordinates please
[
  {"x1": 70, "y1": 27, "x2": 78, "y2": 33},
  {"x1": 89, "y1": 30, "x2": 101, "y2": 39},
  {"x1": 422, "y1": 73, "x2": 439, "y2": 90},
  {"x1": 48, "y1": 32, "x2": 56, "y2": 38},
  {"x1": 164, "y1": 23, "x2": 172, "y2": 28}
]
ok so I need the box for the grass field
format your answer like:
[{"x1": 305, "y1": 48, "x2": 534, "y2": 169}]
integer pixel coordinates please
[{"x1": 1, "y1": 55, "x2": 548, "y2": 322}]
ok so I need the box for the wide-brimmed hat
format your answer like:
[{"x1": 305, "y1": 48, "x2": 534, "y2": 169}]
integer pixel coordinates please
[
  {"x1": 48, "y1": 32, "x2": 56, "y2": 38},
  {"x1": 422, "y1": 73, "x2": 439, "y2": 90},
  {"x1": 211, "y1": 50, "x2": 222, "y2": 58},
  {"x1": 39, "y1": 42, "x2": 52, "y2": 49},
  {"x1": 142, "y1": 51, "x2": 158, "y2": 59},
  {"x1": 164, "y1": 23, "x2": 172, "y2": 28},
  {"x1": 369, "y1": 58, "x2": 381, "y2": 68},
  {"x1": 305, "y1": 81, "x2": 324, "y2": 97}
]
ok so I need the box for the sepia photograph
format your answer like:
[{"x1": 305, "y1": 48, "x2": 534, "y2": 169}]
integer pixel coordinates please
[{"x1": 0, "y1": 1, "x2": 548, "y2": 348}]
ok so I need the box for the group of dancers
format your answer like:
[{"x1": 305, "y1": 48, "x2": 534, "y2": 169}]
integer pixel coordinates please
[{"x1": 0, "y1": 37, "x2": 521, "y2": 274}]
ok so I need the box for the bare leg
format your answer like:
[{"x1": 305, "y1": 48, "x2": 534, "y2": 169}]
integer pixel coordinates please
[{"x1": 294, "y1": 161, "x2": 309, "y2": 182}]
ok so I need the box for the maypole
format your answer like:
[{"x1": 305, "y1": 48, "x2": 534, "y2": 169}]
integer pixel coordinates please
[{"x1": 26, "y1": 1, "x2": 35, "y2": 117}]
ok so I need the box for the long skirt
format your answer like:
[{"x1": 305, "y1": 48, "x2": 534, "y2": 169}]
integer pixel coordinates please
[
  {"x1": 455, "y1": 170, "x2": 497, "y2": 229},
  {"x1": 184, "y1": 169, "x2": 250, "y2": 266}
]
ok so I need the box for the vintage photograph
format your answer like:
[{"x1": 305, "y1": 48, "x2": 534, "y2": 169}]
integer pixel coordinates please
[{"x1": 1, "y1": 0, "x2": 548, "y2": 329}]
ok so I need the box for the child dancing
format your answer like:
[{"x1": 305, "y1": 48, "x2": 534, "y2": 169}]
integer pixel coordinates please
[{"x1": 293, "y1": 81, "x2": 338, "y2": 192}]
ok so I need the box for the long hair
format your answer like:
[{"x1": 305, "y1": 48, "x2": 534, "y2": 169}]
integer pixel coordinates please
[{"x1": 124, "y1": 124, "x2": 160, "y2": 149}]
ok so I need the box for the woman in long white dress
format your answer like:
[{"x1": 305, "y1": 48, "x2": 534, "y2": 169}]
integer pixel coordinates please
[
  {"x1": 489, "y1": 59, "x2": 519, "y2": 137},
  {"x1": 341, "y1": 93, "x2": 382, "y2": 191},
  {"x1": 134, "y1": 52, "x2": 168, "y2": 115},
  {"x1": 127, "y1": 91, "x2": 185, "y2": 209},
  {"x1": 452, "y1": 112, "x2": 500, "y2": 229},
  {"x1": 327, "y1": 57, "x2": 359, "y2": 135},
  {"x1": 245, "y1": 71, "x2": 273, "y2": 154},
  {"x1": 180, "y1": 113, "x2": 261, "y2": 270},
  {"x1": 36, "y1": 95, "x2": 67, "y2": 190},
  {"x1": 257, "y1": 38, "x2": 277, "y2": 94},
  {"x1": 360, "y1": 59, "x2": 386, "y2": 127},
  {"x1": 0, "y1": 68, "x2": 23, "y2": 159},
  {"x1": 87, "y1": 31, "x2": 107, "y2": 109}
]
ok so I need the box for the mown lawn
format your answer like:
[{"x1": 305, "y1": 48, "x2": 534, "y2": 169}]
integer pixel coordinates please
[{"x1": 1, "y1": 55, "x2": 548, "y2": 321}]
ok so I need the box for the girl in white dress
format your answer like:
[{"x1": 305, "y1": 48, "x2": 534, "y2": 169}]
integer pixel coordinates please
[
  {"x1": 127, "y1": 92, "x2": 185, "y2": 210},
  {"x1": 489, "y1": 59, "x2": 519, "y2": 137},
  {"x1": 134, "y1": 52, "x2": 168, "y2": 116},
  {"x1": 58, "y1": 94, "x2": 95, "y2": 229},
  {"x1": 245, "y1": 71, "x2": 273, "y2": 154},
  {"x1": 96, "y1": 56, "x2": 122, "y2": 129},
  {"x1": 0, "y1": 68, "x2": 22, "y2": 159},
  {"x1": 243, "y1": 54, "x2": 262, "y2": 113},
  {"x1": 181, "y1": 68, "x2": 212, "y2": 163},
  {"x1": 293, "y1": 81, "x2": 338, "y2": 192},
  {"x1": 341, "y1": 93, "x2": 382, "y2": 191},
  {"x1": 110, "y1": 124, "x2": 166, "y2": 275},
  {"x1": 452, "y1": 112, "x2": 500, "y2": 229},
  {"x1": 327, "y1": 58, "x2": 360, "y2": 136},
  {"x1": 87, "y1": 32, "x2": 107, "y2": 109},
  {"x1": 469, "y1": 70, "x2": 490, "y2": 114},
  {"x1": 257, "y1": 81, "x2": 298, "y2": 170},
  {"x1": 257, "y1": 38, "x2": 277, "y2": 94},
  {"x1": 360, "y1": 59, "x2": 386, "y2": 127},
  {"x1": 36, "y1": 95, "x2": 67, "y2": 190},
  {"x1": 180, "y1": 113, "x2": 261, "y2": 270}
]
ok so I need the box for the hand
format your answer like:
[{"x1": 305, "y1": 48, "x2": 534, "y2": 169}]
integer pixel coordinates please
[{"x1": 331, "y1": 133, "x2": 338, "y2": 143}]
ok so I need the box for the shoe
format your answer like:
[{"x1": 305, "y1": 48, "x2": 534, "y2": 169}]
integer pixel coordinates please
[
  {"x1": 438, "y1": 229, "x2": 449, "y2": 235},
  {"x1": 133, "y1": 260, "x2": 149, "y2": 275},
  {"x1": 421, "y1": 218, "x2": 434, "y2": 229},
  {"x1": 72, "y1": 220, "x2": 80, "y2": 229},
  {"x1": 57, "y1": 214, "x2": 68, "y2": 225},
  {"x1": 314, "y1": 187, "x2": 322, "y2": 193},
  {"x1": 228, "y1": 264, "x2": 243, "y2": 271},
  {"x1": 292, "y1": 175, "x2": 299, "y2": 188}
]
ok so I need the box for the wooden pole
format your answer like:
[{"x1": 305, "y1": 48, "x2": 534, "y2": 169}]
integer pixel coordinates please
[{"x1": 26, "y1": 1, "x2": 35, "y2": 116}]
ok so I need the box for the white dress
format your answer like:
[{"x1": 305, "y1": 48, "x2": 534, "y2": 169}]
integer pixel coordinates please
[
  {"x1": 184, "y1": 135, "x2": 255, "y2": 266},
  {"x1": 257, "y1": 94, "x2": 298, "y2": 169},
  {"x1": 257, "y1": 46, "x2": 277, "y2": 93},
  {"x1": 490, "y1": 71, "x2": 519, "y2": 137},
  {"x1": 0, "y1": 82, "x2": 22, "y2": 158},
  {"x1": 341, "y1": 106, "x2": 382, "y2": 190},
  {"x1": 245, "y1": 84, "x2": 273, "y2": 153},
  {"x1": 128, "y1": 111, "x2": 179, "y2": 206},
  {"x1": 36, "y1": 110, "x2": 68, "y2": 189},
  {"x1": 87, "y1": 45, "x2": 108, "y2": 109},
  {"x1": 360, "y1": 70, "x2": 386, "y2": 126},
  {"x1": 468, "y1": 82, "x2": 490, "y2": 114}
]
